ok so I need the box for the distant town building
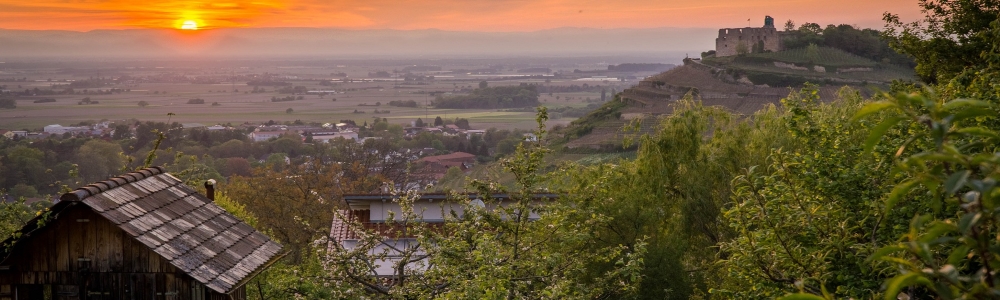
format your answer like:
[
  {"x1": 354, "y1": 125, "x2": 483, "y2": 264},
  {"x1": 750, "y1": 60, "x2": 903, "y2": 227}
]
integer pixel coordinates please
[
  {"x1": 249, "y1": 129, "x2": 286, "y2": 142},
  {"x1": 312, "y1": 131, "x2": 359, "y2": 143},
  {"x1": 2, "y1": 130, "x2": 27, "y2": 139},
  {"x1": 43, "y1": 124, "x2": 87, "y2": 135},
  {"x1": 715, "y1": 16, "x2": 784, "y2": 57}
]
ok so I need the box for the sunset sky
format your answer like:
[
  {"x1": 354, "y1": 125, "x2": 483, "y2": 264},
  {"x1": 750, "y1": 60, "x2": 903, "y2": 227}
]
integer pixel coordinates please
[{"x1": 0, "y1": 0, "x2": 923, "y2": 32}]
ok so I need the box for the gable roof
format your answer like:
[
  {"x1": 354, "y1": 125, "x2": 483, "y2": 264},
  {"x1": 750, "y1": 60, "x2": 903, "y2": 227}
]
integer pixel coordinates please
[{"x1": 1, "y1": 166, "x2": 283, "y2": 294}]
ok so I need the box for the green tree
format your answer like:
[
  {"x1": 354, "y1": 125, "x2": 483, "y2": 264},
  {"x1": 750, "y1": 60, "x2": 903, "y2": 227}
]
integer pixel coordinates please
[
  {"x1": 735, "y1": 42, "x2": 749, "y2": 56},
  {"x1": 3, "y1": 146, "x2": 48, "y2": 188},
  {"x1": 805, "y1": 43, "x2": 820, "y2": 63},
  {"x1": 138, "y1": 101, "x2": 149, "y2": 107},
  {"x1": 74, "y1": 139, "x2": 125, "y2": 183},
  {"x1": 320, "y1": 108, "x2": 645, "y2": 299},
  {"x1": 454, "y1": 118, "x2": 471, "y2": 130},
  {"x1": 438, "y1": 166, "x2": 465, "y2": 185},
  {"x1": 433, "y1": 116, "x2": 443, "y2": 126},
  {"x1": 9, "y1": 184, "x2": 38, "y2": 199},
  {"x1": 0, "y1": 98, "x2": 16, "y2": 109},
  {"x1": 479, "y1": 80, "x2": 488, "y2": 89},
  {"x1": 882, "y1": 0, "x2": 1000, "y2": 83},
  {"x1": 0, "y1": 198, "x2": 41, "y2": 244},
  {"x1": 839, "y1": 90, "x2": 1000, "y2": 299},
  {"x1": 286, "y1": 107, "x2": 294, "y2": 114}
]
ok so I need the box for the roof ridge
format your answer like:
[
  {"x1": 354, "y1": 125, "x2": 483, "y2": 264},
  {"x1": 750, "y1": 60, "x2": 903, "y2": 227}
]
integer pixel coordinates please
[{"x1": 60, "y1": 166, "x2": 165, "y2": 202}]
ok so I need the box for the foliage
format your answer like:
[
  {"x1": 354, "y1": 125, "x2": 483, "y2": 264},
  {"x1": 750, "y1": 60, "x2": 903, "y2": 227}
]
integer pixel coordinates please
[
  {"x1": 883, "y1": 0, "x2": 1000, "y2": 83},
  {"x1": 780, "y1": 23, "x2": 912, "y2": 66},
  {"x1": 0, "y1": 98, "x2": 14, "y2": 109},
  {"x1": 226, "y1": 161, "x2": 344, "y2": 263},
  {"x1": 434, "y1": 85, "x2": 539, "y2": 109},
  {"x1": 9, "y1": 184, "x2": 38, "y2": 199},
  {"x1": 314, "y1": 108, "x2": 646, "y2": 299},
  {"x1": 856, "y1": 91, "x2": 1000, "y2": 299},
  {"x1": 388, "y1": 100, "x2": 418, "y2": 107},
  {"x1": 0, "y1": 198, "x2": 45, "y2": 246},
  {"x1": 74, "y1": 139, "x2": 125, "y2": 183}
]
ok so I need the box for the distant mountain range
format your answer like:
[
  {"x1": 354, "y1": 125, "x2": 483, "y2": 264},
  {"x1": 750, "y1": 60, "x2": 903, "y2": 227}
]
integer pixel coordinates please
[{"x1": 0, "y1": 27, "x2": 715, "y2": 60}]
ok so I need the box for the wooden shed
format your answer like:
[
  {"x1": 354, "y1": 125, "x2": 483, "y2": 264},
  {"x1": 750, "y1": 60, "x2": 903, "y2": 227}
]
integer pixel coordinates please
[{"x1": 0, "y1": 167, "x2": 284, "y2": 299}]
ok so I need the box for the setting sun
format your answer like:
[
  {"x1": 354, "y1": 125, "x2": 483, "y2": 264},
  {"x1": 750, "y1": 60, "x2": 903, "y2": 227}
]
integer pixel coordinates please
[{"x1": 180, "y1": 20, "x2": 198, "y2": 30}]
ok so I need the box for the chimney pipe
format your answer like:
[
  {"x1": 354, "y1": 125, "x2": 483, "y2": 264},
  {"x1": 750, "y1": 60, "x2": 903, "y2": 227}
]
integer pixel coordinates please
[{"x1": 205, "y1": 179, "x2": 216, "y2": 202}]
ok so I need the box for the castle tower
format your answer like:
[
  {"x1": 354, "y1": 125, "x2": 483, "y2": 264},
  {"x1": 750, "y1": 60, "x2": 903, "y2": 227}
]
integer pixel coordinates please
[{"x1": 764, "y1": 16, "x2": 775, "y2": 28}]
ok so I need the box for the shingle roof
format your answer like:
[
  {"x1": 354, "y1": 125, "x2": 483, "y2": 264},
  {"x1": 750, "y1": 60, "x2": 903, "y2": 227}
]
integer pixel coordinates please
[{"x1": 57, "y1": 166, "x2": 283, "y2": 294}]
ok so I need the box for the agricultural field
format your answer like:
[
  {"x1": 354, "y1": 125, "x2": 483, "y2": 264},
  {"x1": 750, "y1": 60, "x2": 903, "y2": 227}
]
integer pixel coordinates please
[{"x1": 0, "y1": 59, "x2": 638, "y2": 131}]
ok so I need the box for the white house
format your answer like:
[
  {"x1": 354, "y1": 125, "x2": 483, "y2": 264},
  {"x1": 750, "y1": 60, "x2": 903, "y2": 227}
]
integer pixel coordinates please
[
  {"x1": 249, "y1": 130, "x2": 286, "y2": 142},
  {"x1": 312, "y1": 131, "x2": 359, "y2": 143},
  {"x1": 43, "y1": 124, "x2": 85, "y2": 135},
  {"x1": 330, "y1": 193, "x2": 553, "y2": 276}
]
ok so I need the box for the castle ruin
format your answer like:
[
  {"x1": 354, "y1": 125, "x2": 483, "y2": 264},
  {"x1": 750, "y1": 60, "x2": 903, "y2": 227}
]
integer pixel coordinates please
[{"x1": 715, "y1": 16, "x2": 783, "y2": 57}]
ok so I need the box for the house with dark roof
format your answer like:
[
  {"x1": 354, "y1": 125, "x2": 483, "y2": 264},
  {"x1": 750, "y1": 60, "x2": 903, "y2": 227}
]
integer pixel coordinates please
[{"x1": 0, "y1": 167, "x2": 284, "y2": 300}]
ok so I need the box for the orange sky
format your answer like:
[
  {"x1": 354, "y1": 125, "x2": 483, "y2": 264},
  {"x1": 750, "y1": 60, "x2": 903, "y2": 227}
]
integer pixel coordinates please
[{"x1": 0, "y1": 0, "x2": 923, "y2": 31}]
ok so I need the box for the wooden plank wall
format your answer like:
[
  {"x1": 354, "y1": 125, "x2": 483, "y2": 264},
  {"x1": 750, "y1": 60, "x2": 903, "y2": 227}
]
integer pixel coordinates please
[{"x1": 0, "y1": 205, "x2": 252, "y2": 299}]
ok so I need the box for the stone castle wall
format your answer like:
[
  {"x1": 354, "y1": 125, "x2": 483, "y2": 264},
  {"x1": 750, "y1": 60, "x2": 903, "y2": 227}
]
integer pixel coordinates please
[{"x1": 715, "y1": 27, "x2": 782, "y2": 57}]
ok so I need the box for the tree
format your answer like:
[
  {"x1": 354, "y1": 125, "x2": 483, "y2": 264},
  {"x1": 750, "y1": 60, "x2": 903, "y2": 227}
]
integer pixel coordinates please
[
  {"x1": 0, "y1": 198, "x2": 42, "y2": 245},
  {"x1": 433, "y1": 116, "x2": 444, "y2": 127},
  {"x1": 784, "y1": 19, "x2": 795, "y2": 31},
  {"x1": 438, "y1": 166, "x2": 465, "y2": 185},
  {"x1": 805, "y1": 43, "x2": 820, "y2": 63},
  {"x1": 317, "y1": 109, "x2": 645, "y2": 299},
  {"x1": 2, "y1": 146, "x2": 49, "y2": 190},
  {"x1": 138, "y1": 101, "x2": 149, "y2": 107},
  {"x1": 286, "y1": 107, "x2": 294, "y2": 114},
  {"x1": 883, "y1": 0, "x2": 1000, "y2": 83},
  {"x1": 0, "y1": 99, "x2": 14, "y2": 109},
  {"x1": 74, "y1": 139, "x2": 125, "y2": 183},
  {"x1": 454, "y1": 118, "x2": 471, "y2": 130},
  {"x1": 415, "y1": 118, "x2": 425, "y2": 127},
  {"x1": 226, "y1": 160, "x2": 342, "y2": 263},
  {"x1": 735, "y1": 42, "x2": 749, "y2": 56},
  {"x1": 479, "y1": 80, "x2": 488, "y2": 89},
  {"x1": 9, "y1": 184, "x2": 38, "y2": 199}
]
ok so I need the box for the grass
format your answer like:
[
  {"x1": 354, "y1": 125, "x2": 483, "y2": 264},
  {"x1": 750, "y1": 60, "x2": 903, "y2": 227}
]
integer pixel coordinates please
[{"x1": 701, "y1": 47, "x2": 916, "y2": 84}]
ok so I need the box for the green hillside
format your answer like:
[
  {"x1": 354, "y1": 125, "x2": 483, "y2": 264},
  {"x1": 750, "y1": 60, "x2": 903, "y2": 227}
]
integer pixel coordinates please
[
  {"x1": 702, "y1": 47, "x2": 916, "y2": 85},
  {"x1": 746, "y1": 46, "x2": 875, "y2": 67}
]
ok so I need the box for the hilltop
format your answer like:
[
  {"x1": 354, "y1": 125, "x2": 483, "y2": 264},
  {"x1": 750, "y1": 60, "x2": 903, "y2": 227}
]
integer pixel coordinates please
[{"x1": 552, "y1": 47, "x2": 915, "y2": 150}]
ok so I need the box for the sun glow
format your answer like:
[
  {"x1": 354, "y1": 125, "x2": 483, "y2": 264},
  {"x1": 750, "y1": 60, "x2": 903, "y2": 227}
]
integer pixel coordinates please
[{"x1": 180, "y1": 20, "x2": 198, "y2": 30}]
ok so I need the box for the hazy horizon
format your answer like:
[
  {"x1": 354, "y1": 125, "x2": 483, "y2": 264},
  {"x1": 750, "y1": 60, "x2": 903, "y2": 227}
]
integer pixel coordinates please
[{"x1": 0, "y1": 27, "x2": 715, "y2": 61}]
